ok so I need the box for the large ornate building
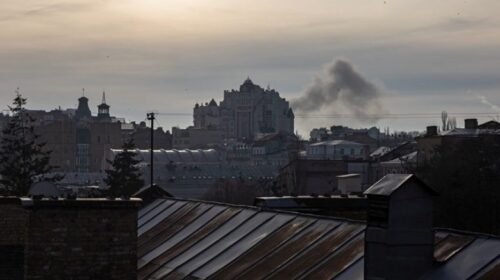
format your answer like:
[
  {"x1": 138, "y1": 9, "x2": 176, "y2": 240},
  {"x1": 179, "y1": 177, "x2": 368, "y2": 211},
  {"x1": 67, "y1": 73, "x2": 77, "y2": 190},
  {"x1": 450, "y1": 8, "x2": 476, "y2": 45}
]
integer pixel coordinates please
[
  {"x1": 174, "y1": 78, "x2": 294, "y2": 148},
  {"x1": 10, "y1": 93, "x2": 171, "y2": 174}
]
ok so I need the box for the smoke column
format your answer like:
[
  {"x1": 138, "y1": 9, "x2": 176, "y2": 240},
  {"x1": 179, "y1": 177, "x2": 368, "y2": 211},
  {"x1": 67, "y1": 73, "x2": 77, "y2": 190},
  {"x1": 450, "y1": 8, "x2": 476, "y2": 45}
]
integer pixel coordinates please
[
  {"x1": 292, "y1": 59, "x2": 385, "y2": 122},
  {"x1": 479, "y1": 95, "x2": 500, "y2": 112}
]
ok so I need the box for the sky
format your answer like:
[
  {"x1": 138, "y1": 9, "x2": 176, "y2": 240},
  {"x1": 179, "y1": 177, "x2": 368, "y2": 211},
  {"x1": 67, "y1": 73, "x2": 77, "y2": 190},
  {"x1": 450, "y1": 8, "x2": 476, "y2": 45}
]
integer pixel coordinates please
[{"x1": 1, "y1": 0, "x2": 500, "y2": 136}]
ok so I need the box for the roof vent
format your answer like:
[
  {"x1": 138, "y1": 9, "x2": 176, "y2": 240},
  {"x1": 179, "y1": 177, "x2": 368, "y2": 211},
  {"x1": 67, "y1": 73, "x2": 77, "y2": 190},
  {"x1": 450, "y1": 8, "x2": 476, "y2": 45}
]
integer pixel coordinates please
[
  {"x1": 426, "y1": 126, "x2": 438, "y2": 136},
  {"x1": 464, "y1": 118, "x2": 478, "y2": 129},
  {"x1": 364, "y1": 174, "x2": 437, "y2": 280}
]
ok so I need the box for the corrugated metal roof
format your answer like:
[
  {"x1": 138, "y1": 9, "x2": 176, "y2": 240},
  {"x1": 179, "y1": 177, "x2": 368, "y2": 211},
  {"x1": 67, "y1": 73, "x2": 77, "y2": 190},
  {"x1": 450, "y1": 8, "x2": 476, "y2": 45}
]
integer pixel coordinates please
[{"x1": 138, "y1": 198, "x2": 500, "y2": 280}]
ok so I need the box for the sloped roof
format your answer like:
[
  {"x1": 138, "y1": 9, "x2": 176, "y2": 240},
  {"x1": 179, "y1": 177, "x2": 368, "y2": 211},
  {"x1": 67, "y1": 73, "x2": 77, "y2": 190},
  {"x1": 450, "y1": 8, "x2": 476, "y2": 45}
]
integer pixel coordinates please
[
  {"x1": 381, "y1": 151, "x2": 418, "y2": 164},
  {"x1": 441, "y1": 128, "x2": 500, "y2": 137},
  {"x1": 364, "y1": 173, "x2": 437, "y2": 196},
  {"x1": 110, "y1": 149, "x2": 220, "y2": 164},
  {"x1": 137, "y1": 198, "x2": 500, "y2": 280},
  {"x1": 370, "y1": 146, "x2": 391, "y2": 158},
  {"x1": 309, "y1": 140, "x2": 364, "y2": 147}
]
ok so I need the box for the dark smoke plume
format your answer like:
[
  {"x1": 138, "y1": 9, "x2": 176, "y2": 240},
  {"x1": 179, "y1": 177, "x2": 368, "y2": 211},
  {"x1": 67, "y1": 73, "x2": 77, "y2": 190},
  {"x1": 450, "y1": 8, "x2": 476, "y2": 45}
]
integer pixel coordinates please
[{"x1": 292, "y1": 59, "x2": 385, "y2": 122}]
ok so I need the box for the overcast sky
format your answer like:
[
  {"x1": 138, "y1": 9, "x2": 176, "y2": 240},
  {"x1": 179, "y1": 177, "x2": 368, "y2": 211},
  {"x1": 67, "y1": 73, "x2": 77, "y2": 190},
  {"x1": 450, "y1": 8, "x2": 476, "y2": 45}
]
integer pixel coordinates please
[{"x1": 1, "y1": 0, "x2": 500, "y2": 136}]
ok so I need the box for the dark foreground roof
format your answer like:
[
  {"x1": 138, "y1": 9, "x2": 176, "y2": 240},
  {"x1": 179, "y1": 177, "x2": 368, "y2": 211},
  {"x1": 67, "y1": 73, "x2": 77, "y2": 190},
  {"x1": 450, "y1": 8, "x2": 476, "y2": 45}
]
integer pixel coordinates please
[{"x1": 137, "y1": 198, "x2": 500, "y2": 280}]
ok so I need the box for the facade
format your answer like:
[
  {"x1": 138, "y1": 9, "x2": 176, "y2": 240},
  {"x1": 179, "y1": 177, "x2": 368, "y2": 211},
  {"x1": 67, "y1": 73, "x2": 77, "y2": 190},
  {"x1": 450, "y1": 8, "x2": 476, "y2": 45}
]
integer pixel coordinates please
[
  {"x1": 191, "y1": 78, "x2": 294, "y2": 141},
  {"x1": 171, "y1": 127, "x2": 225, "y2": 149},
  {"x1": 105, "y1": 148, "x2": 279, "y2": 199},
  {"x1": 307, "y1": 140, "x2": 367, "y2": 160},
  {"x1": 30, "y1": 110, "x2": 77, "y2": 171},
  {"x1": 416, "y1": 119, "x2": 500, "y2": 164},
  {"x1": 23, "y1": 93, "x2": 123, "y2": 173},
  {"x1": 72, "y1": 94, "x2": 123, "y2": 172},
  {"x1": 278, "y1": 158, "x2": 374, "y2": 196},
  {"x1": 124, "y1": 121, "x2": 172, "y2": 150}
]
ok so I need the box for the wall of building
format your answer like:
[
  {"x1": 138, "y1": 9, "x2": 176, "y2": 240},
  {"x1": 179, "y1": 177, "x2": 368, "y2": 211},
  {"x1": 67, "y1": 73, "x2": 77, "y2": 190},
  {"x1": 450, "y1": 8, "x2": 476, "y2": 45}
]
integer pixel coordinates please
[
  {"x1": 192, "y1": 79, "x2": 294, "y2": 141},
  {"x1": 128, "y1": 124, "x2": 172, "y2": 150},
  {"x1": 0, "y1": 198, "x2": 29, "y2": 280},
  {"x1": 34, "y1": 114, "x2": 76, "y2": 172},
  {"x1": 89, "y1": 121, "x2": 122, "y2": 172},
  {"x1": 307, "y1": 142, "x2": 366, "y2": 160},
  {"x1": 172, "y1": 127, "x2": 226, "y2": 149},
  {"x1": 0, "y1": 197, "x2": 140, "y2": 280}
]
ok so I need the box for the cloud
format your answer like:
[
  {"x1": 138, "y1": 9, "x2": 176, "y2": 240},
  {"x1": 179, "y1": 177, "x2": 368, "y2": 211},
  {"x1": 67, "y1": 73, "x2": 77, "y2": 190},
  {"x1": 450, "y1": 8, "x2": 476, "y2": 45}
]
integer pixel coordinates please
[{"x1": 0, "y1": 1, "x2": 100, "y2": 22}]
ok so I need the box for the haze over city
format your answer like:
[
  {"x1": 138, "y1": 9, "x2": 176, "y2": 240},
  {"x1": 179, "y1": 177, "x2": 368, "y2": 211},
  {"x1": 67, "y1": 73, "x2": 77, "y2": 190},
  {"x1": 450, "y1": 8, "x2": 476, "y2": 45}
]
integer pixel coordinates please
[
  {"x1": 2, "y1": 0, "x2": 500, "y2": 135},
  {"x1": 2, "y1": 1, "x2": 500, "y2": 279}
]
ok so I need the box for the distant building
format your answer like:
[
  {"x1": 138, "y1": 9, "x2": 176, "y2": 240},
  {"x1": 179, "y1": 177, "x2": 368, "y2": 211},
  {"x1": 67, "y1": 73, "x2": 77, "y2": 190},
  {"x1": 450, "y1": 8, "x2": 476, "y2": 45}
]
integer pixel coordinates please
[
  {"x1": 23, "y1": 93, "x2": 123, "y2": 173},
  {"x1": 416, "y1": 119, "x2": 500, "y2": 163},
  {"x1": 171, "y1": 126, "x2": 226, "y2": 149},
  {"x1": 189, "y1": 78, "x2": 294, "y2": 143},
  {"x1": 105, "y1": 148, "x2": 279, "y2": 199},
  {"x1": 306, "y1": 140, "x2": 368, "y2": 160},
  {"x1": 124, "y1": 121, "x2": 172, "y2": 150},
  {"x1": 278, "y1": 158, "x2": 374, "y2": 196}
]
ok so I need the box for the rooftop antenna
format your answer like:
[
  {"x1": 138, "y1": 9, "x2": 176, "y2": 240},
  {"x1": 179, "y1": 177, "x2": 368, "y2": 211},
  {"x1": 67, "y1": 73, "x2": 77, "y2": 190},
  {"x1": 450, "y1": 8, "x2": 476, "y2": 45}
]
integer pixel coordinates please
[
  {"x1": 102, "y1": 91, "x2": 106, "y2": 104},
  {"x1": 82, "y1": 88, "x2": 85, "y2": 97}
]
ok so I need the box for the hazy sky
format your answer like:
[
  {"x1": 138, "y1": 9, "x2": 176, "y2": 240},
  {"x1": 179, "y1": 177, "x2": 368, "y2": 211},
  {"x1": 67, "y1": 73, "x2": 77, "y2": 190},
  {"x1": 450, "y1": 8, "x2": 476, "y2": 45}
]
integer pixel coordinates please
[{"x1": 1, "y1": 0, "x2": 500, "y2": 136}]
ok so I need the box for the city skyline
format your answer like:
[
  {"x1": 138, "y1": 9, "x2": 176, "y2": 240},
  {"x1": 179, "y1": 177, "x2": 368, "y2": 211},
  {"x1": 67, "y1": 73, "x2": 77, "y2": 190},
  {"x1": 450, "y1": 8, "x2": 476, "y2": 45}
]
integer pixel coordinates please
[{"x1": 2, "y1": 0, "x2": 500, "y2": 135}]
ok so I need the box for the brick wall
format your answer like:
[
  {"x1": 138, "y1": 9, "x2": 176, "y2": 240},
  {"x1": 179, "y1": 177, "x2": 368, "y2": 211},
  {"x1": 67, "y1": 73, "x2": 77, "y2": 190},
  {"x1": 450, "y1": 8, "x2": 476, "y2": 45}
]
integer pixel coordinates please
[
  {"x1": 0, "y1": 198, "x2": 28, "y2": 280},
  {"x1": 0, "y1": 197, "x2": 140, "y2": 280},
  {"x1": 0, "y1": 198, "x2": 28, "y2": 246}
]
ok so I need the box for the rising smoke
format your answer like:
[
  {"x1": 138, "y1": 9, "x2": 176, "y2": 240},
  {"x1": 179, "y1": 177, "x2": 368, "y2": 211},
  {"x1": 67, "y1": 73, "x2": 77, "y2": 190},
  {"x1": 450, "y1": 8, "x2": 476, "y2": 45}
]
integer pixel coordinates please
[
  {"x1": 292, "y1": 59, "x2": 385, "y2": 122},
  {"x1": 479, "y1": 95, "x2": 500, "y2": 112}
]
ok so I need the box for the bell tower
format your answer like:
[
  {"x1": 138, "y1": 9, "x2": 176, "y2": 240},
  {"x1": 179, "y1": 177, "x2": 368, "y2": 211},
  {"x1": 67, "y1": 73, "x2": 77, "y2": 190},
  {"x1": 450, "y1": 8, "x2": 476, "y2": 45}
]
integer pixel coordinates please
[{"x1": 97, "y1": 91, "x2": 110, "y2": 120}]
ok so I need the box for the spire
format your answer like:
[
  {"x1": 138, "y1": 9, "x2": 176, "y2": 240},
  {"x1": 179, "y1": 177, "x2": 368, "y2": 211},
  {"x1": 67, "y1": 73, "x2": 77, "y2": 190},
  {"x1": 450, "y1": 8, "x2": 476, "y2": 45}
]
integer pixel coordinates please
[{"x1": 97, "y1": 91, "x2": 110, "y2": 120}]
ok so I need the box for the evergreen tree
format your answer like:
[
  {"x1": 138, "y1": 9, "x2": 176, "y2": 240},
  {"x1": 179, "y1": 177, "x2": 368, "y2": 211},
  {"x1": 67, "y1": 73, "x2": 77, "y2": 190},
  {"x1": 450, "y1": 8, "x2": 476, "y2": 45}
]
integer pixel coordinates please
[
  {"x1": 0, "y1": 90, "x2": 57, "y2": 196},
  {"x1": 105, "y1": 139, "x2": 144, "y2": 197}
]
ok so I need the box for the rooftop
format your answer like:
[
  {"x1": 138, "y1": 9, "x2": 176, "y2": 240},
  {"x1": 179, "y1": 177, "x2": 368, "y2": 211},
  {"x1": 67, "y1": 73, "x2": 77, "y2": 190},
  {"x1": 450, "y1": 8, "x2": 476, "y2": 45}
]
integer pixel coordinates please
[
  {"x1": 137, "y1": 197, "x2": 500, "y2": 280},
  {"x1": 310, "y1": 140, "x2": 364, "y2": 147}
]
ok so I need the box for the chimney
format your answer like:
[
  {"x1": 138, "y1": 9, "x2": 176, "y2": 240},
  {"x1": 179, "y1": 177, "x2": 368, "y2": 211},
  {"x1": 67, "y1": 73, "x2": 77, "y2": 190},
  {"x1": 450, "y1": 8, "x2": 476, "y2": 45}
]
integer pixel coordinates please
[
  {"x1": 363, "y1": 174, "x2": 437, "y2": 280},
  {"x1": 426, "y1": 126, "x2": 438, "y2": 136},
  {"x1": 0, "y1": 197, "x2": 141, "y2": 280},
  {"x1": 464, "y1": 118, "x2": 478, "y2": 129}
]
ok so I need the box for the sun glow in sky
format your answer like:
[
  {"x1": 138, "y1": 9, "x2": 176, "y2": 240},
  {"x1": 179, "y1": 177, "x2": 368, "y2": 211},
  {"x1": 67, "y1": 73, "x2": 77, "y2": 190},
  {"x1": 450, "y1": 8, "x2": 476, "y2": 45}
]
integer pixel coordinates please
[{"x1": 1, "y1": 0, "x2": 500, "y2": 135}]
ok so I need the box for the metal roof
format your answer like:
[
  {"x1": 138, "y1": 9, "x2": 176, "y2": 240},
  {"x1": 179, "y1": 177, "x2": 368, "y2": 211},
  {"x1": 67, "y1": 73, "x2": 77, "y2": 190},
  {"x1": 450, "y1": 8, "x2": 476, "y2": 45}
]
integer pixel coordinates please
[
  {"x1": 309, "y1": 140, "x2": 364, "y2": 147},
  {"x1": 137, "y1": 198, "x2": 500, "y2": 280},
  {"x1": 441, "y1": 128, "x2": 500, "y2": 137},
  {"x1": 110, "y1": 149, "x2": 221, "y2": 164},
  {"x1": 363, "y1": 173, "x2": 437, "y2": 196}
]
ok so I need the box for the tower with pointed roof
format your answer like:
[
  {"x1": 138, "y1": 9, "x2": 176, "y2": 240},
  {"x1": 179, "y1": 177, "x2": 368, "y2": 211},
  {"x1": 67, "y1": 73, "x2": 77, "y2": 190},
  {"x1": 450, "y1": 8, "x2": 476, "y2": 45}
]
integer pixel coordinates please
[{"x1": 97, "y1": 91, "x2": 110, "y2": 120}]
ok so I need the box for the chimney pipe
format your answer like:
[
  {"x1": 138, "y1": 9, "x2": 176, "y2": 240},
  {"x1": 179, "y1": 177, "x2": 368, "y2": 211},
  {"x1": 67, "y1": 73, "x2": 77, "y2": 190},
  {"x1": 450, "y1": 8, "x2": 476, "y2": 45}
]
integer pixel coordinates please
[
  {"x1": 464, "y1": 118, "x2": 478, "y2": 129},
  {"x1": 426, "y1": 126, "x2": 438, "y2": 136},
  {"x1": 364, "y1": 174, "x2": 437, "y2": 280}
]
